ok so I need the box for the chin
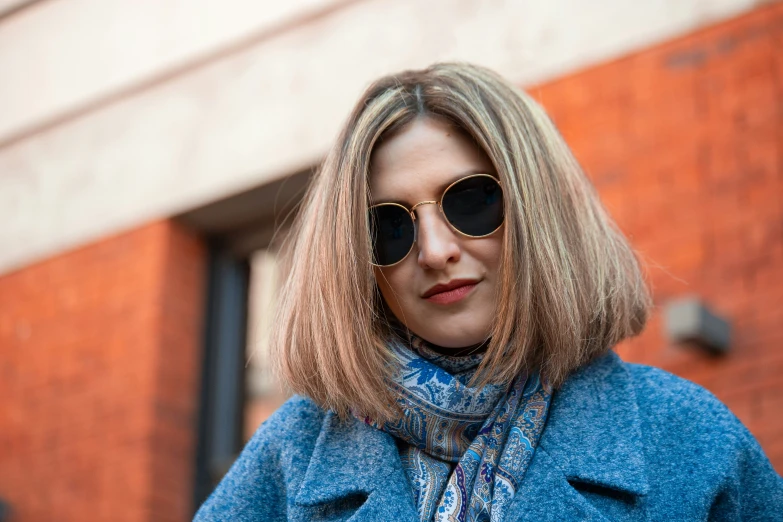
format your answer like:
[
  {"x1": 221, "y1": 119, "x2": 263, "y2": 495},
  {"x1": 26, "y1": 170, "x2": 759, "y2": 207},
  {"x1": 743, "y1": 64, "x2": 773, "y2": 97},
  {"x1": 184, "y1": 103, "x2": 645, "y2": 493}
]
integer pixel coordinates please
[{"x1": 412, "y1": 324, "x2": 490, "y2": 350}]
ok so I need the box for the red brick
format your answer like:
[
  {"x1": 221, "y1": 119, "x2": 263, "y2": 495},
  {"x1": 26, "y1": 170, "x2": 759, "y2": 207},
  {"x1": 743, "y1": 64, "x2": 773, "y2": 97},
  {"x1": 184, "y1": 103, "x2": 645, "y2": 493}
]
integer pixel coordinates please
[{"x1": 0, "y1": 221, "x2": 206, "y2": 522}]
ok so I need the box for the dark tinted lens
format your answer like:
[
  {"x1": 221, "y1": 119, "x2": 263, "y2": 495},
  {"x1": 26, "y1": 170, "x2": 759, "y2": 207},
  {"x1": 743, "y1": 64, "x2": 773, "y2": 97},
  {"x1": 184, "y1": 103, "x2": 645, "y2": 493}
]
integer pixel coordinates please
[
  {"x1": 441, "y1": 176, "x2": 504, "y2": 236},
  {"x1": 369, "y1": 204, "x2": 415, "y2": 266}
]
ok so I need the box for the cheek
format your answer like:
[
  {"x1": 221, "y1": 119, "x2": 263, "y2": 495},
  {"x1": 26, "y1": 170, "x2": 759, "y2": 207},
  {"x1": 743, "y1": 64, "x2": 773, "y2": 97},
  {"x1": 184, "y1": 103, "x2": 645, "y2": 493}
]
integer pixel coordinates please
[
  {"x1": 469, "y1": 235, "x2": 504, "y2": 276},
  {"x1": 373, "y1": 261, "x2": 423, "y2": 326},
  {"x1": 373, "y1": 265, "x2": 409, "y2": 307},
  {"x1": 488, "y1": 241, "x2": 503, "y2": 273}
]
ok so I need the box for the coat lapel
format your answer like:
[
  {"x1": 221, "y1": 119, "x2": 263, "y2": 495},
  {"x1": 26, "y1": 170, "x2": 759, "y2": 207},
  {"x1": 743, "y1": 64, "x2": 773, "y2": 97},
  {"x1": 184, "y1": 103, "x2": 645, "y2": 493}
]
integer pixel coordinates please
[
  {"x1": 505, "y1": 351, "x2": 650, "y2": 521},
  {"x1": 294, "y1": 409, "x2": 417, "y2": 522}
]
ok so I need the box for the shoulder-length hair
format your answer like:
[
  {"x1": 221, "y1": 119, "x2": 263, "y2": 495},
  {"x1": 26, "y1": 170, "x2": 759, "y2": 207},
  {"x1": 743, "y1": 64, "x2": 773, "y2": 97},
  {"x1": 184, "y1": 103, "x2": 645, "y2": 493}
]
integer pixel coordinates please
[{"x1": 271, "y1": 62, "x2": 650, "y2": 422}]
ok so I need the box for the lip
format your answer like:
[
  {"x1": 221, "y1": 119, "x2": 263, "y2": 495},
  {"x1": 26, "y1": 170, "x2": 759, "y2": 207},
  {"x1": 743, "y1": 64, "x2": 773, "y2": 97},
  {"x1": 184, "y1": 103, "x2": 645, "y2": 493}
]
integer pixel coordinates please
[{"x1": 422, "y1": 278, "x2": 480, "y2": 304}]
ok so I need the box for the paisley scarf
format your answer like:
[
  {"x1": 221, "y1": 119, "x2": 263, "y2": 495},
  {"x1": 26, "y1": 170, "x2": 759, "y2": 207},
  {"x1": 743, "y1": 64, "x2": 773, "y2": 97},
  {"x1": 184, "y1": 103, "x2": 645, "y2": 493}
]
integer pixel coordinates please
[{"x1": 359, "y1": 336, "x2": 552, "y2": 522}]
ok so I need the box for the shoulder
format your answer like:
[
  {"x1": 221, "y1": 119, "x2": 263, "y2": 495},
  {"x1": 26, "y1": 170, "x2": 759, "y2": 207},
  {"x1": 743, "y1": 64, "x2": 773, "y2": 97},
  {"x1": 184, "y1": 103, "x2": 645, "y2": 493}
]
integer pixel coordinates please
[
  {"x1": 548, "y1": 352, "x2": 782, "y2": 519},
  {"x1": 255, "y1": 394, "x2": 327, "y2": 447},
  {"x1": 623, "y1": 358, "x2": 779, "y2": 460},
  {"x1": 237, "y1": 394, "x2": 326, "y2": 475},
  {"x1": 569, "y1": 351, "x2": 753, "y2": 442},
  {"x1": 194, "y1": 395, "x2": 327, "y2": 521},
  {"x1": 621, "y1": 358, "x2": 783, "y2": 518},
  {"x1": 544, "y1": 351, "x2": 756, "y2": 465},
  {"x1": 623, "y1": 360, "x2": 744, "y2": 435},
  {"x1": 614, "y1": 357, "x2": 761, "y2": 461}
]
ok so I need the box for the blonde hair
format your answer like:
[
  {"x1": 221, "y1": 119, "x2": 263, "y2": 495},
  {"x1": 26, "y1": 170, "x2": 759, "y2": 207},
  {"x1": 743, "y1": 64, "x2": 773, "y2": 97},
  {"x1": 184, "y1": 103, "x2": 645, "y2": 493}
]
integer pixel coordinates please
[{"x1": 271, "y1": 62, "x2": 651, "y2": 422}]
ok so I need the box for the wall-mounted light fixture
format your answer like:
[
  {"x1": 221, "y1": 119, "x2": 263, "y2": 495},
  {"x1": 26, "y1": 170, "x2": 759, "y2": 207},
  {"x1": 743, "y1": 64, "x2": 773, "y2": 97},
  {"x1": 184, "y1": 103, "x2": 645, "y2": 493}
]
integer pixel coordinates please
[{"x1": 662, "y1": 296, "x2": 732, "y2": 354}]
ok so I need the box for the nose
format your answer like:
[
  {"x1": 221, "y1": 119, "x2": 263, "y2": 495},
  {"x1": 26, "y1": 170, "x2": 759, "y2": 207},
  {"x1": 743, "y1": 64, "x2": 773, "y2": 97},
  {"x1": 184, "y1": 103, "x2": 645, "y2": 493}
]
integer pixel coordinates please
[{"x1": 414, "y1": 204, "x2": 461, "y2": 270}]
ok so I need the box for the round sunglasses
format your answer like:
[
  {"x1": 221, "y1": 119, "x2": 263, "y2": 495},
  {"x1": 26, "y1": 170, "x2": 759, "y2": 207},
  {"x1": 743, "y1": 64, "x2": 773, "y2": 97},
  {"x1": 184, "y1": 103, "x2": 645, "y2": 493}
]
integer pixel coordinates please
[{"x1": 369, "y1": 173, "x2": 504, "y2": 267}]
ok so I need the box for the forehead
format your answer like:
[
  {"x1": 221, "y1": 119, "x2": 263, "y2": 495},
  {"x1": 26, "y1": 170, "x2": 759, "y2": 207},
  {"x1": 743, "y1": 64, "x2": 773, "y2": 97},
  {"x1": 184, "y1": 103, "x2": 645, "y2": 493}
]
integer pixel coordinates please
[{"x1": 369, "y1": 117, "x2": 495, "y2": 205}]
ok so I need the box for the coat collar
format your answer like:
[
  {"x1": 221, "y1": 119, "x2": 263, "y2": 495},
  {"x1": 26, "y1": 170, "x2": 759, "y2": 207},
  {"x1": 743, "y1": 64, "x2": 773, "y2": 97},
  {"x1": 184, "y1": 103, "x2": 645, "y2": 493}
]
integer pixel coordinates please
[
  {"x1": 504, "y1": 350, "x2": 650, "y2": 521},
  {"x1": 294, "y1": 408, "x2": 417, "y2": 521},
  {"x1": 294, "y1": 350, "x2": 648, "y2": 520},
  {"x1": 539, "y1": 350, "x2": 650, "y2": 496}
]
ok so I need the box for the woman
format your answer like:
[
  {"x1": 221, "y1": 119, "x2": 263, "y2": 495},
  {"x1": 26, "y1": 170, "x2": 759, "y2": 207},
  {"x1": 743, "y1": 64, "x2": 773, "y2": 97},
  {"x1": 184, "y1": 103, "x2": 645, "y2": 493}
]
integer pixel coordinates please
[{"x1": 195, "y1": 63, "x2": 782, "y2": 521}]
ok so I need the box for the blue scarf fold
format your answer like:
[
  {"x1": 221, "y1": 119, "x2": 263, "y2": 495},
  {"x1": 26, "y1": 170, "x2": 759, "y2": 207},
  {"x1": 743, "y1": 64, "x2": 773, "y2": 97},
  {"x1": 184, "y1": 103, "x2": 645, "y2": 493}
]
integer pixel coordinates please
[{"x1": 360, "y1": 336, "x2": 552, "y2": 522}]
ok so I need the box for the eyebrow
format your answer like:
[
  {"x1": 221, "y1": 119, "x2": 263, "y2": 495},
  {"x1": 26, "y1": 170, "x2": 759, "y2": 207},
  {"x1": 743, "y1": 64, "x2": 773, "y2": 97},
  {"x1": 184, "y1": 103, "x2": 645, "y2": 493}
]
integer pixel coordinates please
[{"x1": 368, "y1": 168, "x2": 496, "y2": 207}]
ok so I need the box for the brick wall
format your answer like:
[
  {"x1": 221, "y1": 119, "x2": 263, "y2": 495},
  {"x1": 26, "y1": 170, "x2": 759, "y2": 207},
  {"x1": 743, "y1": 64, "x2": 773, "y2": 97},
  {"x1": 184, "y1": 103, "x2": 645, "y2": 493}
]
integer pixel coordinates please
[
  {"x1": 532, "y1": 3, "x2": 783, "y2": 471},
  {"x1": 0, "y1": 221, "x2": 206, "y2": 522}
]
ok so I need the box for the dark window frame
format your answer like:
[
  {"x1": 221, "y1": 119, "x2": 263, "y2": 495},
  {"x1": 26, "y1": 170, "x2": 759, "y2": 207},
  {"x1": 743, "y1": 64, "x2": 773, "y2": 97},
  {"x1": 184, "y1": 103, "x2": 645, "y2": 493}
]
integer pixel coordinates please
[{"x1": 179, "y1": 168, "x2": 313, "y2": 512}]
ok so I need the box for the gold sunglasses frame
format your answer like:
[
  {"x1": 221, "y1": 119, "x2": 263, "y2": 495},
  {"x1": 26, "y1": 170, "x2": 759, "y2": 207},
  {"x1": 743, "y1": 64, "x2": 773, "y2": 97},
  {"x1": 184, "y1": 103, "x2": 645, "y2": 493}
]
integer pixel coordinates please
[{"x1": 368, "y1": 173, "x2": 504, "y2": 267}]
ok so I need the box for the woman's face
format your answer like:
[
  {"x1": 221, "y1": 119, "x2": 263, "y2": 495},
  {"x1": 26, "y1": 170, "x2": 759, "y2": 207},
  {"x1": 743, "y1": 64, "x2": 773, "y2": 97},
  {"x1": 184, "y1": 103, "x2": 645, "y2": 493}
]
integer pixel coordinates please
[{"x1": 369, "y1": 117, "x2": 503, "y2": 349}]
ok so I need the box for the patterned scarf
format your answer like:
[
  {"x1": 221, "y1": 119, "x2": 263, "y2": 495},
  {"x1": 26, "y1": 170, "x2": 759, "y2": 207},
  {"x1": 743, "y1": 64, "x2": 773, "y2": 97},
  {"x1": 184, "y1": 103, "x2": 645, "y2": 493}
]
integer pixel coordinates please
[{"x1": 359, "y1": 336, "x2": 552, "y2": 522}]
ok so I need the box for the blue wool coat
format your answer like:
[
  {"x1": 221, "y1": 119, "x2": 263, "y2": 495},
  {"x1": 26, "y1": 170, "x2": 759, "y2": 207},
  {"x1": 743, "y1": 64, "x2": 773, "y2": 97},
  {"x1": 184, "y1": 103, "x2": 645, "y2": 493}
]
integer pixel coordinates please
[{"x1": 195, "y1": 351, "x2": 783, "y2": 521}]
